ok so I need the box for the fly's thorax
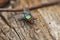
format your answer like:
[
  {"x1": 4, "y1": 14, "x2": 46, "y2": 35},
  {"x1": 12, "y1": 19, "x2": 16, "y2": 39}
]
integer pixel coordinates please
[{"x1": 24, "y1": 13, "x2": 32, "y2": 20}]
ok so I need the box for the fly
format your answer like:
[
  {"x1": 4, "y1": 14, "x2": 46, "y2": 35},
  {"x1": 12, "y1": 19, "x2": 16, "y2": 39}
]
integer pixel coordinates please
[{"x1": 8, "y1": 8, "x2": 36, "y2": 24}]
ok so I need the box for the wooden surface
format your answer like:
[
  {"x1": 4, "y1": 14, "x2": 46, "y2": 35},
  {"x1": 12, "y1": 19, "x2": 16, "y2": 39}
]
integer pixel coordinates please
[{"x1": 0, "y1": 0, "x2": 60, "y2": 40}]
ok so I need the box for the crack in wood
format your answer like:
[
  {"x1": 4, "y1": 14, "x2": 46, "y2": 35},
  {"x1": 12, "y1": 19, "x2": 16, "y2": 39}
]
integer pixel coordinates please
[
  {"x1": 0, "y1": 14, "x2": 21, "y2": 40},
  {"x1": 0, "y1": 0, "x2": 60, "y2": 12},
  {"x1": 1, "y1": 29, "x2": 11, "y2": 40}
]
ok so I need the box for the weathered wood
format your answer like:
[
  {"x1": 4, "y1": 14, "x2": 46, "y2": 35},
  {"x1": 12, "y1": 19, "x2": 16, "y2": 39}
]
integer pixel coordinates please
[
  {"x1": 38, "y1": 5, "x2": 60, "y2": 40},
  {"x1": 0, "y1": 0, "x2": 60, "y2": 40}
]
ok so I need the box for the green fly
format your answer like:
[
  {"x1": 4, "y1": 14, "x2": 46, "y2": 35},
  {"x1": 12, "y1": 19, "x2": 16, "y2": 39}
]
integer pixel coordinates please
[{"x1": 8, "y1": 8, "x2": 36, "y2": 24}]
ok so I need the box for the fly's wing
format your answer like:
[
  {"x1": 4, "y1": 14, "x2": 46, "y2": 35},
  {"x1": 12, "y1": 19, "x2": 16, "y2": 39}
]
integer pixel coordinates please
[
  {"x1": 14, "y1": 14, "x2": 24, "y2": 20},
  {"x1": 8, "y1": 14, "x2": 24, "y2": 21},
  {"x1": 14, "y1": 14, "x2": 24, "y2": 19}
]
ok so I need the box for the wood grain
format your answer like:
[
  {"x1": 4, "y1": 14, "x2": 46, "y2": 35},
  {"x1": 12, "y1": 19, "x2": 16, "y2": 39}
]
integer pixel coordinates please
[{"x1": 0, "y1": 0, "x2": 60, "y2": 40}]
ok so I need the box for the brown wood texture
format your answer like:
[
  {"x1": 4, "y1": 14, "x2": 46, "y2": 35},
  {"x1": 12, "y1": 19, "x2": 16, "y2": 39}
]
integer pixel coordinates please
[
  {"x1": 0, "y1": 0, "x2": 60, "y2": 40},
  {"x1": 0, "y1": 0, "x2": 10, "y2": 8}
]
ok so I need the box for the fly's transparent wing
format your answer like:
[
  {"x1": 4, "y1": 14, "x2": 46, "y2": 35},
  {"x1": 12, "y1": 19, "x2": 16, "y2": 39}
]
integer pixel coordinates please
[
  {"x1": 14, "y1": 14, "x2": 24, "y2": 20},
  {"x1": 8, "y1": 14, "x2": 24, "y2": 21}
]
